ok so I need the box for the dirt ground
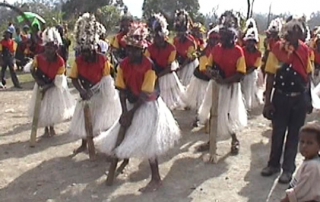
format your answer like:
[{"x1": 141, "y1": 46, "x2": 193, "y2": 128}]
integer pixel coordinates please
[{"x1": 0, "y1": 75, "x2": 318, "y2": 202}]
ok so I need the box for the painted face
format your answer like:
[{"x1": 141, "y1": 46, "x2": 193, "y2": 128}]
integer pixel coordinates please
[{"x1": 299, "y1": 131, "x2": 320, "y2": 160}]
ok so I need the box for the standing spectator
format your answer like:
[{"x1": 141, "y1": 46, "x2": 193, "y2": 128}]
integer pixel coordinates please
[
  {"x1": 261, "y1": 19, "x2": 312, "y2": 183},
  {"x1": 0, "y1": 30, "x2": 21, "y2": 89}
]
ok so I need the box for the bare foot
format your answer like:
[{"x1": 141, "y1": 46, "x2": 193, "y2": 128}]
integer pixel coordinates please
[
  {"x1": 73, "y1": 145, "x2": 87, "y2": 154},
  {"x1": 50, "y1": 129, "x2": 56, "y2": 137},
  {"x1": 139, "y1": 180, "x2": 162, "y2": 193},
  {"x1": 196, "y1": 142, "x2": 210, "y2": 152},
  {"x1": 43, "y1": 129, "x2": 50, "y2": 138}
]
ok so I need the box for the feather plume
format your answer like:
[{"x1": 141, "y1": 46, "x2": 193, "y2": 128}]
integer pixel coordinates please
[
  {"x1": 42, "y1": 27, "x2": 62, "y2": 45},
  {"x1": 245, "y1": 18, "x2": 257, "y2": 30},
  {"x1": 244, "y1": 27, "x2": 259, "y2": 42},
  {"x1": 74, "y1": 13, "x2": 106, "y2": 50},
  {"x1": 267, "y1": 18, "x2": 283, "y2": 32},
  {"x1": 123, "y1": 22, "x2": 149, "y2": 48},
  {"x1": 150, "y1": 13, "x2": 169, "y2": 36}
]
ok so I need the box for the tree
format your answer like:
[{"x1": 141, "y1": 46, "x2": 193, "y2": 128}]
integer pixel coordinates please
[
  {"x1": 61, "y1": 0, "x2": 124, "y2": 18},
  {"x1": 97, "y1": 5, "x2": 121, "y2": 33},
  {"x1": 142, "y1": 0, "x2": 200, "y2": 21}
]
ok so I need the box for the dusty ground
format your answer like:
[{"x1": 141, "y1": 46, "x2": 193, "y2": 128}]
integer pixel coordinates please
[{"x1": 0, "y1": 74, "x2": 318, "y2": 202}]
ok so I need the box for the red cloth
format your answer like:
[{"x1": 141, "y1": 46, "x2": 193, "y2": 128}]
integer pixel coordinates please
[
  {"x1": 211, "y1": 45, "x2": 244, "y2": 78},
  {"x1": 147, "y1": 42, "x2": 175, "y2": 68},
  {"x1": 243, "y1": 48, "x2": 262, "y2": 69},
  {"x1": 173, "y1": 35, "x2": 195, "y2": 58},
  {"x1": 268, "y1": 38, "x2": 279, "y2": 50},
  {"x1": 1, "y1": 39, "x2": 15, "y2": 53},
  {"x1": 314, "y1": 51, "x2": 320, "y2": 65},
  {"x1": 120, "y1": 56, "x2": 153, "y2": 96},
  {"x1": 36, "y1": 54, "x2": 65, "y2": 80},
  {"x1": 272, "y1": 41, "x2": 310, "y2": 81},
  {"x1": 76, "y1": 54, "x2": 106, "y2": 85},
  {"x1": 117, "y1": 32, "x2": 127, "y2": 48}
]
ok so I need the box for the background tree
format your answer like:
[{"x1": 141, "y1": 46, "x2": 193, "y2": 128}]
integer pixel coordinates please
[{"x1": 97, "y1": 5, "x2": 121, "y2": 33}]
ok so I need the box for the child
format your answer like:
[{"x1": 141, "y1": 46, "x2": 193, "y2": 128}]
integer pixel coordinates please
[{"x1": 281, "y1": 122, "x2": 320, "y2": 202}]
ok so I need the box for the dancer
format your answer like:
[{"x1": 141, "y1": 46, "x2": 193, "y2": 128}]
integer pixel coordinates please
[
  {"x1": 186, "y1": 26, "x2": 220, "y2": 112},
  {"x1": 69, "y1": 13, "x2": 121, "y2": 154},
  {"x1": 145, "y1": 13, "x2": 185, "y2": 110},
  {"x1": 173, "y1": 10, "x2": 199, "y2": 86},
  {"x1": 241, "y1": 26, "x2": 263, "y2": 110},
  {"x1": 95, "y1": 22, "x2": 180, "y2": 192},
  {"x1": 195, "y1": 11, "x2": 247, "y2": 154},
  {"x1": 190, "y1": 22, "x2": 206, "y2": 52},
  {"x1": 28, "y1": 27, "x2": 75, "y2": 137}
]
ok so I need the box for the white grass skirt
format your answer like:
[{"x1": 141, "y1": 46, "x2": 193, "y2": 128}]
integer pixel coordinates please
[
  {"x1": 94, "y1": 98, "x2": 181, "y2": 159},
  {"x1": 28, "y1": 75, "x2": 75, "y2": 127},
  {"x1": 69, "y1": 76, "x2": 121, "y2": 139},
  {"x1": 177, "y1": 59, "x2": 199, "y2": 86},
  {"x1": 197, "y1": 81, "x2": 247, "y2": 140},
  {"x1": 23, "y1": 59, "x2": 33, "y2": 72},
  {"x1": 185, "y1": 76, "x2": 209, "y2": 110},
  {"x1": 311, "y1": 82, "x2": 320, "y2": 109},
  {"x1": 159, "y1": 72, "x2": 186, "y2": 110},
  {"x1": 241, "y1": 70, "x2": 262, "y2": 110}
]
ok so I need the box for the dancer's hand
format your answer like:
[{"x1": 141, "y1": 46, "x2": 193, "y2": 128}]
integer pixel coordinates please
[
  {"x1": 263, "y1": 103, "x2": 275, "y2": 120},
  {"x1": 80, "y1": 89, "x2": 93, "y2": 100},
  {"x1": 119, "y1": 111, "x2": 134, "y2": 128}
]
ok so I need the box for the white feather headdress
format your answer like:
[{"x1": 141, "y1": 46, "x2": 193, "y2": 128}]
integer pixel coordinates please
[
  {"x1": 74, "y1": 13, "x2": 106, "y2": 50},
  {"x1": 151, "y1": 13, "x2": 169, "y2": 36},
  {"x1": 207, "y1": 25, "x2": 220, "y2": 38},
  {"x1": 42, "y1": 27, "x2": 62, "y2": 46},
  {"x1": 267, "y1": 18, "x2": 283, "y2": 33},
  {"x1": 245, "y1": 18, "x2": 257, "y2": 29},
  {"x1": 244, "y1": 27, "x2": 259, "y2": 42}
]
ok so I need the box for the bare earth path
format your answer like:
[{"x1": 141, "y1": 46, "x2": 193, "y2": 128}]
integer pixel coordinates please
[{"x1": 0, "y1": 80, "x2": 317, "y2": 202}]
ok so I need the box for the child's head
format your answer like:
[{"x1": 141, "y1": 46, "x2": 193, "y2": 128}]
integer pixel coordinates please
[{"x1": 299, "y1": 122, "x2": 320, "y2": 160}]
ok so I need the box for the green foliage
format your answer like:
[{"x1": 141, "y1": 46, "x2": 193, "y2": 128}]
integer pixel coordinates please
[{"x1": 98, "y1": 5, "x2": 121, "y2": 33}]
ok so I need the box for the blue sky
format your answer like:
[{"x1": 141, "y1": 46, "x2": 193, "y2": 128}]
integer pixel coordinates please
[{"x1": 123, "y1": 0, "x2": 318, "y2": 17}]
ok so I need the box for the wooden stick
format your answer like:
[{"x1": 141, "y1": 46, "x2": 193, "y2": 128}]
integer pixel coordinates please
[
  {"x1": 30, "y1": 86, "x2": 42, "y2": 147},
  {"x1": 209, "y1": 81, "x2": 219, "y2": 163},
  {"x1": 83, "y1": 101, "x2": 95, "y2": 160},
  {"x1": 106, "y1": 126, "x2": 127, "y2": 186}
]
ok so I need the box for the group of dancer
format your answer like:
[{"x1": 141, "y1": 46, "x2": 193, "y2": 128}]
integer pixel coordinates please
[{"x1": 20, "y1": 8, "x2": 320, "y2": 197}]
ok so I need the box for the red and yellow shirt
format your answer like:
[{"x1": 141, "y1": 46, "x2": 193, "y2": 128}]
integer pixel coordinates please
[
  {"x1": 69, "y1": 54, "x2": 111, "y2": 85},
  {"x1": 201, "y1": 44, "x2": 246, "y2": 78},
  {"x1": 0, "y1": 39, "x2": 17, "y2": 54},
  {"x1": 145, "y1": 42, "x2": 176, "y2": 69},
  {"x1": 32, "y1": 54, "x2": 65, "y2": 80},
  {"x1": 265, "y1": 41, "x2": 312, "y2": 81},
  {"x1": 111, "y1": 32, "x2": 126, "y2": 50},
  {"x1": 173, "y1": 35, "x2": 197, "y2": 60},
  {"x1": 116, "y1": 56, "x2": 157, "y2": 97},
  {"x1": 314, "y1": 51, "x2": 320, "y2": 66},
  {"x1": 243, "y1": 48, "x2": 262, "y2": 70}
]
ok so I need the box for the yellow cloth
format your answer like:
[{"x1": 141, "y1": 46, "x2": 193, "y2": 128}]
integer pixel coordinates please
[{"x1": 265, "y1": 52, "x2": 312, "y2": 75}]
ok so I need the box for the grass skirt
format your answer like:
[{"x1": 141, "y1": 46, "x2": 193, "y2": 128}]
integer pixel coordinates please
[
  {"x1": 158, "y1": 62, "x2": 186, "y2": 109},
  {"x1": 185, "y1": 76, "x2": 209, "y2": 110},
  {"x1": 28, "y1": 75, "x2": 75, "y2": 127},
  {"x1": 69, "y1": 76, "x2": 121, "y2": 139},
  {"x1": 177, "y1": 59, "x2": 199, "y2": 86},
  {"x1": 94, "y1": 98, "x2": 181, "y2": 159},
  {"x1": 23, "y1": 59, "x2": 33, "y2": 72},
  {"x1": 197, "y1": 81, "x2": 247, "y2": 140},
  {"x1": 241, "y1": 70, "x2": 263, "y2": 110}
]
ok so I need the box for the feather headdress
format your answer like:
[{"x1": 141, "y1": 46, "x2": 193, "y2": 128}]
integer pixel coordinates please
[
  {"x1": 42, "y1": 27, "x2": 62, "y2": 46},
  {"x1": 148, "y1": 13, "x2": 169, "y2": 36},
  {"x1": 245, "y1": 18, "x2": 257, "y2": 30},
  {"x1": 191, "y1": 22, "x2": 206, "y2": 34},
  {"x1": 207, "y1": 25, "x2": 220, "y2": 39},
  {"x1": 218, "y1": 10, "x2": 240, "y2": 37},
  {"x1": 123, "y1": 22, "x2": 149, "y2": 48},
  {"x1": 267, "y1": 18, "x2": 283, "y2": 33},
  {"x1": 174, "y1": 9, "x2": 192, "y2": 32},
  {"x1": 74, "y1": 13, "x2": 106, "y2": 50},
  {"x1": 244, "y1": 27, "x2": 259, "y2": 42}
]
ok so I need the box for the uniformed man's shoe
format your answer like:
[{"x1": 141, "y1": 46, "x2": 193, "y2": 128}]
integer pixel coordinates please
[
  {"x1": 261, "y1": 166, "x2": 280, "y2": 177},
  {"x1": 278, "y1": 172, "x2": 292, "y2": 184}
]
